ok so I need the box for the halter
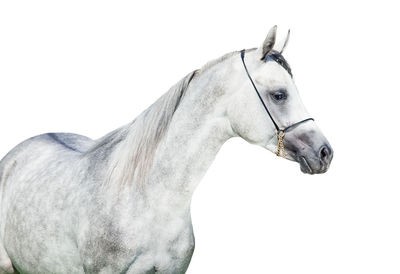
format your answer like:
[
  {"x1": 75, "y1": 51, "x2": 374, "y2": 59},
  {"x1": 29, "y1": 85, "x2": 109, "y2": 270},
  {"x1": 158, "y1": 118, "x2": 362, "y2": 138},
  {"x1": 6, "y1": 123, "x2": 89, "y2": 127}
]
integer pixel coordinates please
[{"x1": 240, "y1": 49, "x2": 314, "y2": 158}]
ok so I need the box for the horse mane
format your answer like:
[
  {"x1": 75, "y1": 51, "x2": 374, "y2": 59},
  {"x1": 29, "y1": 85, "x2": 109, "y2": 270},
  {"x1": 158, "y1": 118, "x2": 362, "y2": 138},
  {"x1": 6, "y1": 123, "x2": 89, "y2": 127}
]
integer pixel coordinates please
[
  {"x1": 87, "y1": 70, "x2": 198, "y2": 188},
  {"x1": 200, "y1": 51, "x2": 238, "y2": 72},
  {"x1": 88, "y1": 49, "x2": 248, "y2": 189}
]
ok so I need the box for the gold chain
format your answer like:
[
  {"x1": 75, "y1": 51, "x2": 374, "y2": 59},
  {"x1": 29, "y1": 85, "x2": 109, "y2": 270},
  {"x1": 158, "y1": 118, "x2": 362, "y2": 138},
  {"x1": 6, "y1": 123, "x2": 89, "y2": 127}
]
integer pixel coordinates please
[{"x1": 275, "y1": 130, "x2": 286, "y2": 158}]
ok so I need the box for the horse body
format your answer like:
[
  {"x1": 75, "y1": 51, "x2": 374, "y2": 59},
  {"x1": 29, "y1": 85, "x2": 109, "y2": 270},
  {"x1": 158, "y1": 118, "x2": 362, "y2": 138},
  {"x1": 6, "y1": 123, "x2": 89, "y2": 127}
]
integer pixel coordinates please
[
  {"x1": 0, "y1": 132, "x2": 200, "y2": 273},
  {"x1": 0, "y1": 58, "x2": 233, "y2": 273},
  {"x1": 0, "y1": 27, "x2": 333, "y2": 273}
]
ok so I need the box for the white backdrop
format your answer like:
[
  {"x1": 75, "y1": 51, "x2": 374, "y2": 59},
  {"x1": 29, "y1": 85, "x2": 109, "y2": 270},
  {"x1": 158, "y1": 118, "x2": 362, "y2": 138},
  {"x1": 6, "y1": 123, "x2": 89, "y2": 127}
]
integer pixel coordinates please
[{"x1": 1, "y1": 1, "x2": 399, "y2": 273}]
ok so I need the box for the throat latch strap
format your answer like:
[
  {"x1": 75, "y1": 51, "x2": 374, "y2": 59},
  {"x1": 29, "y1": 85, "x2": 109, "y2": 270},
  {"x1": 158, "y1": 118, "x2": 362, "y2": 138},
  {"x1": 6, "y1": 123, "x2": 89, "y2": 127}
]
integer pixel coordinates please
[{"x1": 240, "y1": 49, "x2": 314, "y2": 157}]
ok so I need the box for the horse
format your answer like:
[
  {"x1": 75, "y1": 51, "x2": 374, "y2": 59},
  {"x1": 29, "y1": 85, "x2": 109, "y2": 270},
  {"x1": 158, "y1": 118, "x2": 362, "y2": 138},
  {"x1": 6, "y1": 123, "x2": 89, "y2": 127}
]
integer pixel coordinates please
[{"x1": 0, "y1": 26, "x2": 333, "y2": 274}]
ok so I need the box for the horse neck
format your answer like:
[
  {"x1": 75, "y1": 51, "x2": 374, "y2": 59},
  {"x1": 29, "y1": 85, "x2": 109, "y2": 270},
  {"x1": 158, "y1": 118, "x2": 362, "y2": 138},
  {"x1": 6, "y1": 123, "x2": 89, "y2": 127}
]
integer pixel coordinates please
[
  {"x1": 145, "y1": 66, "x2": 235, "y2": 205},
  {"x1": 87, "y1": 56, "x2": 238, "y2": 213}
]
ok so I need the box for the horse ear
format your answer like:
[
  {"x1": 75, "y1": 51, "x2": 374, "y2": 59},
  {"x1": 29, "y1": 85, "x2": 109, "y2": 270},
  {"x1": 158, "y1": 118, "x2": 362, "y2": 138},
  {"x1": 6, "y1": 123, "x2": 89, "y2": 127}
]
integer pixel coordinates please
[
  {"x1": 258, "y1": 25, "x2": 277, "y2": 60},
  {"x1": 275, "y1": 29, "x2": 290, "y2": 54}
]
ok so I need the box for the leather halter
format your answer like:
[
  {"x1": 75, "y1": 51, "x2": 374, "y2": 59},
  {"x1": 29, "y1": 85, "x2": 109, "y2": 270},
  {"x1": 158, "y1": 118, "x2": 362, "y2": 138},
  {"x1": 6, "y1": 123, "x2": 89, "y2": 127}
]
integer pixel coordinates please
[{"x1": 240, "y1": 49, "x2": 314, "y2": 157}]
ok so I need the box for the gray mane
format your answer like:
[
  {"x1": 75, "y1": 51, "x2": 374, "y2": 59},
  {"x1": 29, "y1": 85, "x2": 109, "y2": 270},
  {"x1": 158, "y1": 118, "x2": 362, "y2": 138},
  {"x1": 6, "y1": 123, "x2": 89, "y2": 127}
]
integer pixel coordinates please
[
  {"x1": 87, "y1": 49, "x2": 246, "y2": 188},
  {"x1": 199, "y1": 51, "x2": 239, "y2": 73},
  {"x1": 199, "y1": 48, "x2": 258, "y2": 72},
  {"x1": 87, "y1": 70, "x2": 198, "y2": 187}
]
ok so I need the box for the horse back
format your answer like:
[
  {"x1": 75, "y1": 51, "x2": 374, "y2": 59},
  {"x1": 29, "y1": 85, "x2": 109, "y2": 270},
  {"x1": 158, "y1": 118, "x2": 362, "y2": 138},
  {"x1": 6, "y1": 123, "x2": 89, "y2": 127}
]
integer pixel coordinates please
[
  {"x1": 0, "y1": 131, "x2": 95, "y2": 224},
  {"x1": 0, "y1": 131, "x2": 95, "y2": 205}
]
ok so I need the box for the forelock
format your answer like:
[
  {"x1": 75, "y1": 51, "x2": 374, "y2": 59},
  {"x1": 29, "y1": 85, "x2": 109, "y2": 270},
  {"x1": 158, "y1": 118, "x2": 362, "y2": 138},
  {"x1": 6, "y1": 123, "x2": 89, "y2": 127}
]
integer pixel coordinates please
[{"x1": 263, "y1": 50, "x2": 292, "y2": 77}]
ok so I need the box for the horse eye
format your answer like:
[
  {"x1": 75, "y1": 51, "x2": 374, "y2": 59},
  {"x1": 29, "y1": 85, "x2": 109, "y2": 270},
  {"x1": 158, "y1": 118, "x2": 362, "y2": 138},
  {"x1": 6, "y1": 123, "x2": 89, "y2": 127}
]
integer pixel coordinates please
[{"x1": 271, "y1": 91, "x2": 287, "y2": 101}]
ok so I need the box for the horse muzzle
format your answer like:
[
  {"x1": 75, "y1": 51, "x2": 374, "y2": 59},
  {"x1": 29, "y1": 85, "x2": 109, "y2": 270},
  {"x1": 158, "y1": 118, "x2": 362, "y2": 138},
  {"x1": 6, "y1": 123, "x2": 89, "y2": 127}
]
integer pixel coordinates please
[
  {"x1": 283, "y1": 130, "x2": 334, "y2": 175},
  {"x1": 297, "y1": 144, "x2": 333, "y2": 174}
]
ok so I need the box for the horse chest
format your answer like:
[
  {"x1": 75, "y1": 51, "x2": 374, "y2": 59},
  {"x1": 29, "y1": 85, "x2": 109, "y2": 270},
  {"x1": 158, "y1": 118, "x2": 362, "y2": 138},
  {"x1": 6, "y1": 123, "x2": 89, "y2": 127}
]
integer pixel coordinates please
[
  {"x1": 134, "y1": 214, "x2": 195, "y2": 273},
  {"x1": 82, "y1": 210, "x2": 195, "y2": 273}
]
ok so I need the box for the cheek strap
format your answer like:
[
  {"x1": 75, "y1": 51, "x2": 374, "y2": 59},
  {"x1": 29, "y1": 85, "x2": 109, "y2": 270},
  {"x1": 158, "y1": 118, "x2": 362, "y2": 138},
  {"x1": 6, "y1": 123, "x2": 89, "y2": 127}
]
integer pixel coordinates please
[{"x1": 240, "y1": 49, "x2": 314, "y2": 157}]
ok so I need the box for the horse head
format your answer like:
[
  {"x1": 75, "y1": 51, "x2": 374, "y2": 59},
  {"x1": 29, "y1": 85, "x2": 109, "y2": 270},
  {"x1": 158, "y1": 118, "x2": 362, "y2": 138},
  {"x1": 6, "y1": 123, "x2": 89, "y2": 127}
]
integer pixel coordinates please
[{"x1": 227, "y1": 26, "x2": 333, "y2": 174}]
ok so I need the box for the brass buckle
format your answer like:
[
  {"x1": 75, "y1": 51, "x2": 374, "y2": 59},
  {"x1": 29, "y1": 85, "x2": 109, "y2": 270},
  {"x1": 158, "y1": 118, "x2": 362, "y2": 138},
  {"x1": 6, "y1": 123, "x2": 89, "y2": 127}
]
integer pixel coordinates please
[{"x1": 275, "y1": 129, "x2": 286, "y2": 158}]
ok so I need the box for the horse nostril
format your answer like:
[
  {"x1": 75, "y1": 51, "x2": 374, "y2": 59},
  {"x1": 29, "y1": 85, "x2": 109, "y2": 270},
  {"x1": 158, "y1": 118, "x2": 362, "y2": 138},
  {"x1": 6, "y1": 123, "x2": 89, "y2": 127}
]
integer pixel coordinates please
[{"x1": 319, "y1": 145, "x2": 331, "y2": 164}]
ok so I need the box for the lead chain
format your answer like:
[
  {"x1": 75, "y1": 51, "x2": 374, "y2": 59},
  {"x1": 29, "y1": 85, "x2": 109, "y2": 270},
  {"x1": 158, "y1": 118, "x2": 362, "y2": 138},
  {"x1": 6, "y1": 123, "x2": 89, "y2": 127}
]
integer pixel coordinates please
[{"x1": 275, "y1": 130, "x2": 286, "y2": 158}]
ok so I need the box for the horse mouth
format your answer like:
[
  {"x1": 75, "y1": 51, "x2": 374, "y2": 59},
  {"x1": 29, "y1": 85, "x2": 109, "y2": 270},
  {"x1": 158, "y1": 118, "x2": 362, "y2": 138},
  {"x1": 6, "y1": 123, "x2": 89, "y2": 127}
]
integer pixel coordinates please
[
  {"x1": 298, "y1": 156, "x2": 313, "y2": 174},
  {"x1": 298, "y1": 155, "x2": 330, "y2": 175}
]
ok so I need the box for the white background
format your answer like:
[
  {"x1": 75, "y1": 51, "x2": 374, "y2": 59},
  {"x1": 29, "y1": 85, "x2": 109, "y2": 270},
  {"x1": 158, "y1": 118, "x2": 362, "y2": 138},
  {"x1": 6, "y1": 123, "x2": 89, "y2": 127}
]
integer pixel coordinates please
[{"x1": 0, "y1": 1, "x2": 399, "y2": 273}]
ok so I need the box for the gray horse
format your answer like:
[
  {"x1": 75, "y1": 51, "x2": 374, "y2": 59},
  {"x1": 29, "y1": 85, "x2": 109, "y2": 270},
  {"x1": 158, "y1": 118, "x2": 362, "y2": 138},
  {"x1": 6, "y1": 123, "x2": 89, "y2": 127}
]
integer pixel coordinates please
[{"x1": 0, "y1": 26, "x2": 333, "y2": 274}]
